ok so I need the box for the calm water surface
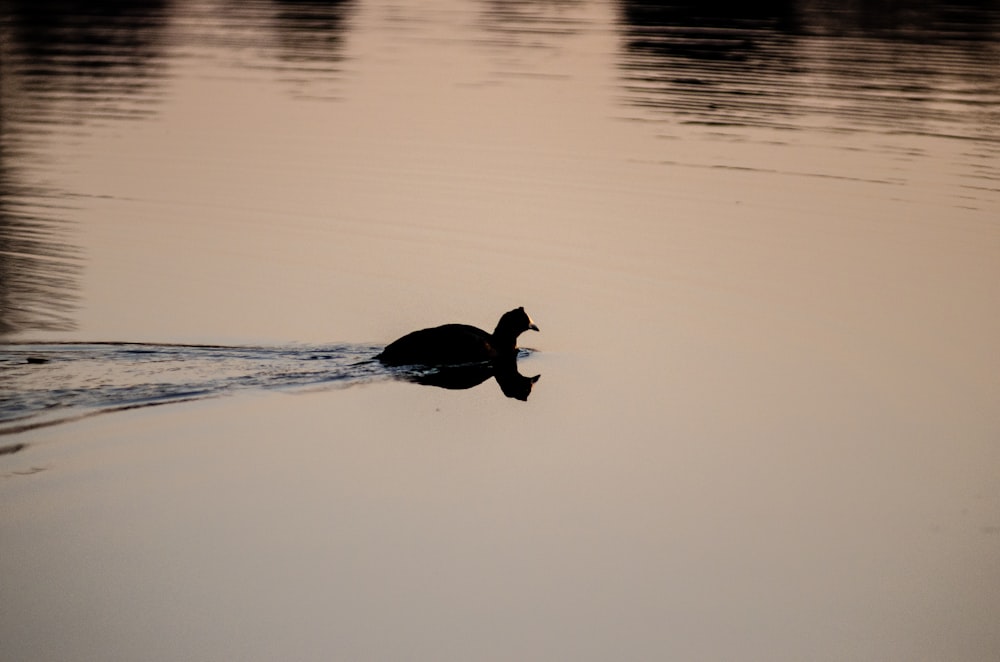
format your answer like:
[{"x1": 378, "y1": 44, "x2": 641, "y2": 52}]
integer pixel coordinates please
[{"x1": 2, "y1": 1, "x2": 999, "y2": 660}]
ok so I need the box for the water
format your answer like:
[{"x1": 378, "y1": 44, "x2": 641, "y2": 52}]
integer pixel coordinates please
[
  {"x1": 0, "y1": 342, "x2": 383, "y2": 434},
  {"x1": 2, "y1": 1, "x2": 999, "y2": 660},
  {"x1": 0, "y1": 342, "x2": 538, "y2": 434}
]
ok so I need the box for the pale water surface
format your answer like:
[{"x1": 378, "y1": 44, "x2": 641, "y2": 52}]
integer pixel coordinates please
[{"x1": 2, "y1": 1, "x2": 999, "y2": 660}]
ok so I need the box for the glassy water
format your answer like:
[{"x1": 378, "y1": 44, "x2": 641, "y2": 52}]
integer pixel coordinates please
[{"x1": 2, "y1": 1, "x2": 999, "y2": 660}]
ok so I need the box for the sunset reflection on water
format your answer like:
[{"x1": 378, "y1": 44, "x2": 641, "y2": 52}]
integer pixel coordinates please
[{"x1": 2, "y1": 1, "x2": 999, "y2": 660}]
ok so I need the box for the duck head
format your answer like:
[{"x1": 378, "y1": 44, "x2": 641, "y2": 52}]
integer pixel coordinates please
[{"x1": 493, "y1": 306, "x2": 539, "y2": 344}]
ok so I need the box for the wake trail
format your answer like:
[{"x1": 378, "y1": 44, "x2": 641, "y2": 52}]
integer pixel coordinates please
[{"x1": 1, "y1": 342, "x2": 388, "y2": 436}]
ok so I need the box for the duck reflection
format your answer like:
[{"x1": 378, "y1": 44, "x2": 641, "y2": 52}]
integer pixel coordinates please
[{"x1": 395, "y1": 354, "x2": 540, "y2": 402}]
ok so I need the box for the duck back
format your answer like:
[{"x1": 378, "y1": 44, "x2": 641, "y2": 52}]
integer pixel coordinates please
[{"x1": 376, "y1": 323, "x2": 496, "y2": 366}]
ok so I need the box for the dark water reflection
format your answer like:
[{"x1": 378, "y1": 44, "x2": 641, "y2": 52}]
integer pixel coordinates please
[
  {"x1": 1, "y1": 0, "x2": 170, "y2": 125},
  {"x1": 0, "y1": 0, "x2": 170, "y2": 333},
  {"x1": 0, "y1": 159, "x2": 81, "y2": 333},
  {"x1": 620, "y1": 1, "x2": 1000, "y2": 137},
  {"x1": 200, "y1": 0, "x2": 356, "y2": 100},
  {"x1": 393, "y1": 351, "x2": 541, "y2": 401},
  {"x1": 0, "y1": 0, "x2": 997, "y2": 333},
  {"x1": 268, "y1": 0, "x2": 355, "y2": 101},
  {"x1": 478, "y1": 0, "x2": 588, "y2": 51},
  {"x1": 0, "y1": 0, "x2": 357, "y2": 334}
]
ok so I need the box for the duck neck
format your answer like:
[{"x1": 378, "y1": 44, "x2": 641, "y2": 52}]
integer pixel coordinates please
[{"x1": 491, "y1": 326, "x2": 519, "y2": 354}]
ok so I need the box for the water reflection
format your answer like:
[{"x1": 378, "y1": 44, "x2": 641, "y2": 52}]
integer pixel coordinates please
[
  {"x1": 394, "y1": 353, "x2": 541, "y2": 401},
  {"x1": 617, "y1": 0, "x2": 1000, "y2": 205},
  {"x1": 1, "y1": 0, "x2": 170, "y2": 125},
  {"x1": 266, "y1": 0, "x2": 356, "y2": 100},
  {"x1": 0, "y1": 0, "x2": 358, "y2": 336},
  {"x1": 0, "y1": 0, "x2": 171, "y2": 334},
  {"x1": 0, "y1": 442, "x2": 27, "y2": 456},
  {"x1": 799, "y1": 0, "x2": 1000, "y2": 40},
  {"x1": 0, "y1": 0, "x2": 997, "y2": 337},
  {"x1": 478, "y1": 0, "x2": 586, "y2": 48},
  {"x1": 0, "y1": 155, "x2": 81, "y2": 334},
  {"x1": 619, "y1": 0, "x2": 801, "y2": 129},
  {"x1": 272, "y1": 0, "x2": 356, "y2": 53},
  {"x1": 619, "y1": 0, "x2": 1000, "y2": 132}
]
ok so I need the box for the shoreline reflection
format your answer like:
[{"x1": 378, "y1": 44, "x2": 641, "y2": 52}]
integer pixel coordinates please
[{"x1": 0, "y1": 159, "x2": 81, "y2": 334}]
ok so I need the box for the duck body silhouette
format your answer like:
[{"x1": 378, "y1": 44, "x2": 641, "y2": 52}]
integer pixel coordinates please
[{"x1": 377, "y1": 307, "x2": 539, "y2": 367}]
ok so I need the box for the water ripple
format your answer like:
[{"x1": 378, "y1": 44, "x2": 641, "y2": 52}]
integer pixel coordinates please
[{"x1": 0, "y1": 342, "x2": 387, "y2": 435}]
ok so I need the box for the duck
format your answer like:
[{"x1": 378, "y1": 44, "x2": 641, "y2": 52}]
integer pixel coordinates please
[{"x1": 376, "y1": 307, "x2": 539, "y2": 367}]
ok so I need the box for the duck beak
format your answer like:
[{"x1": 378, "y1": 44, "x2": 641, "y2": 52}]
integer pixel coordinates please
[{"x1": 529, "y1": 322, "x2": 540, "y2": 332}]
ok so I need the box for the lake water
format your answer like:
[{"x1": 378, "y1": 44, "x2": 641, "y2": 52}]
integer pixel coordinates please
[{"x1": 2, "y1": 1, "x2": 999, "y2": 660}]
